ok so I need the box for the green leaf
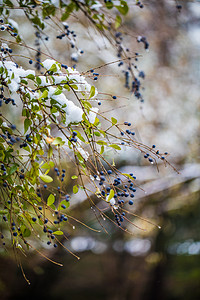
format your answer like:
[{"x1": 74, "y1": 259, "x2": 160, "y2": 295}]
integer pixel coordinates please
[
  {"x1": 115, "y1": 15, "x2": 122, "y2": 29},
  {"x1": 42, "y1": 5, "x2": 56, "y2": 18},
  {"x1": 36, "y1": 76, "x2": 42, "y2": 85},
  {"x1": 39, "y1": 90, "x2": 48, "y2": 100},
  {"x1": 41, "y1": 161, "x2": 54, "y2": 169},
  {"x1": 109, "y1": 144, "x2": 121, "y2": 150},
  {"x1": 100, "y1": 146, "x2": 104, "y2": 154},
  {"x1": 73, "y1": 130, "x2": 85, "y2": 142},
  {"x1": 94, "y1": 131, "x2": 101, "y2": 137},
  {"x1": 94, "y1": 117, "x2": 100, "y2": 126},
  {"x1": 54, "y1": 87, "x2": 63, "y2": 95},
  {"x1": 71, "y1": 175, "x2": 78, "y2": 179},
  {"x1": 40, "y1": 174, "x2": 53, "y2": 183},
  {"x1": 23, "y1": 228, "x2": 31, "y2": 238},
  {"x1": 116, "y1": 1, "x2": 129, "y2": 15},
  {"x1": 70, "y1": 84, "x2": 78, "y2": 90},
  {"x1": 48, "y1": 146, "x2": 53, "y2": 158},
  {"x1": 111, "y1": 117, "x2": 117, "y2": 125},
  {"x1": 26, "y1": 74, "x2": 35, "y2": 80},
  {"x1": 51, "y1": 107, "x2": 58, "y2": 114},
  {"x1": 47, "y1": 194, "x2": 55, "y2": 206},
  {"x1": 16, "y1": 35, "x2": 22, "y2": 43},
  {"x1": 97, "y1": 140, "x2": 107, "y2": 146},
  {"x1": 99, "y1": 130, "x2": 106, "y2": 137},
  {"x1": 9, "y1": 164, "x2": 18, "y2": 175},
  {"x1": 49, "y1": 64, "x2": 57, "y2": 73},
  {"x1": 105, "y1": 1, "x2": 113, "y2": 9},
  {"x1": 58, "y1": 200, "x2": 70, "y2": 210},
  {"x1": 53, "y1": 230, "x2": 63, "y2": 235},
  {"x1": 89, "y1": 86, "x2": 96, "y2": 99},
  {"x1": 24, "y1": 118, "x2": 32, "y2": 134},
  {"x1": 52, "y1": 137, "x2": 65, "y2": 146},
  {"x1": 82, "y1": 100, "x2": 92, "y2": 110},
  {"x1": 30, "y1": 16, "x2": 44, "y2": 30},
  {"x1": 73, "y1": 185, "x2": 79, "y2": 194},
  {"x1": 107, "y1": 189, "x2": 114, "y2": 201},
  {"x1": 61, "y1": 3, "x2": 76, "y2": 21}
]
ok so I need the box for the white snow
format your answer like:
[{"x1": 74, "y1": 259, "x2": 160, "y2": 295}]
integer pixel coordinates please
[
  {"x1": 42, "y1": 59, "x2": 61, "y2": 73},
  {"x1": 88, "y1": 107, "x2": 98, "y2": 124},
  {"x1": 53, "y1": 75, "x2": 68, "y2": 84},
  {"x1": 67, "y1": 67, "x2": 98, "y2": 97},
  {"x1": 109, "y1": 198, "x2": 116, "y2": 206},
  {"x1": 71, "y1": 52, "x2": 79, "y2": 62},
  {"x1": 48, "y1": 87, "x2": 83, "y2": 125},
  {"x1": 38, "y1": 75, "x2": 50, "y2": 86},
  {"x1": 0, "y1": 60, "x2": 35, "y2": 93}
]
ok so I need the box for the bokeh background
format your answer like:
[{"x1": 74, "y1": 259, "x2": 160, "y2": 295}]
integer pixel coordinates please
[{"x1": 0, "y1": 1, "x2": 200, "y2": 299}]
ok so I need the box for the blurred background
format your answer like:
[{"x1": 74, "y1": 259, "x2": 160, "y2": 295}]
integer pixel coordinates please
[{"x1": 0, "y1": 1, "x2": 200, "y2": 299}]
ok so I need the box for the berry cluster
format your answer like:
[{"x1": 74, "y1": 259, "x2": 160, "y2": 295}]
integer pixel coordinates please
[
  {"x1": 1, "y1": 45, "x2": 12, "y2": 54},
  {"x1": 137, "y1": 36, "x2": 149, "y2": 50},
  {"x1": 136, "y1": 1, "x2": 144, "y2": 9},
  {"x1": 0, "y1": 18, "x2": 18, "y2": 38},
  {"x1": 114, "y1": 31, "x2": 146, "y2": 102}
]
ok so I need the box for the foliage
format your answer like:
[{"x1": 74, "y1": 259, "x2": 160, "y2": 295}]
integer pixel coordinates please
[{"x1": 0, "y1": 0, "x2": 178, "y2": 267}]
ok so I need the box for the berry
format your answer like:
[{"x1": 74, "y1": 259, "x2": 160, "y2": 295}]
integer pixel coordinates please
[{"x1": 3, "y1": 215, "x2": 8, "y2": 221}]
